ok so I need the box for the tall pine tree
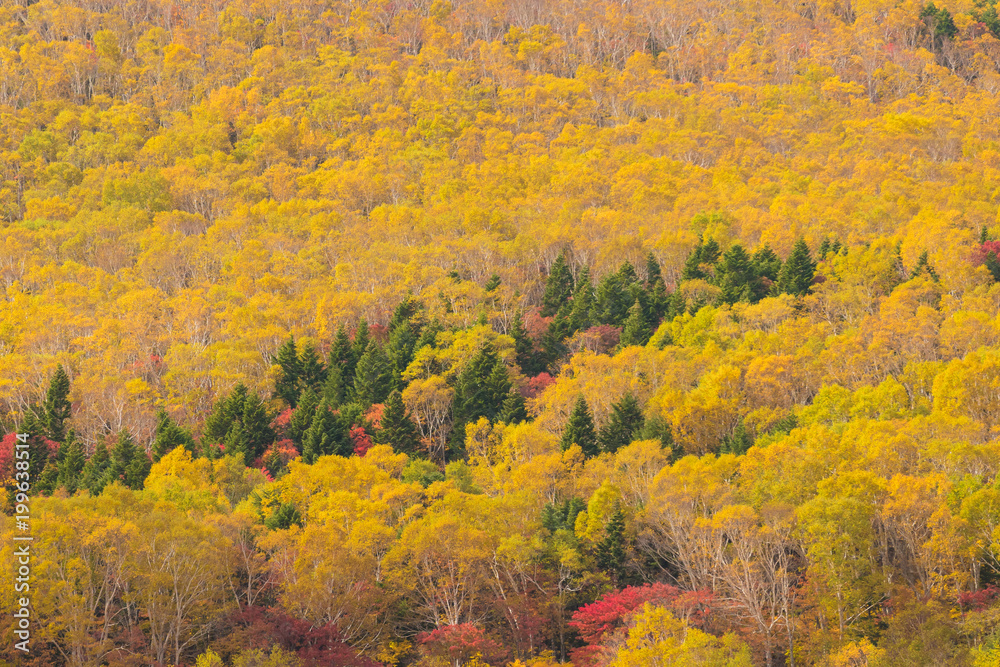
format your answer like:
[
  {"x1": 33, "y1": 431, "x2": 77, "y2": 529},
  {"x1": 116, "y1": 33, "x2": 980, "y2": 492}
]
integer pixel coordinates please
[
  {"x1": 352, "y1": 341, "x2": 394, "y2": 407},
  {"x1": 598, "y1": 393, "x2": 645, "y2": 453},
  {"x1": 42, "y1": 364, "x2": 71, "y2": 442},
  {"x1": 273, "y1": 337, "x2": 303, "y2": 407},
  {"x1": 151, "y1": 409, "x2": 196, "y2": 461},
  {"x1": 560, "y1": 395, "x2": 598, "y2": 457},
  {"x1": 619, "y1": 299, "x2": 652, "y2": 348},
  {"x1": 541, "y1": 251, "x2": 575, "y2": 316},
  {"x1": 378, "y1": 390, "x2": 421, "y2": 454},
  {"x1": 777, "y1": 239, "x2": 817, "y2": 297}
]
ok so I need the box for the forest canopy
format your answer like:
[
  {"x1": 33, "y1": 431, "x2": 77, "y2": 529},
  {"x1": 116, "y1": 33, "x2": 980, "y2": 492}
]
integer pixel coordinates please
[{"x1": 4, "y1": 0, "x2": 1000, "y2": 665}]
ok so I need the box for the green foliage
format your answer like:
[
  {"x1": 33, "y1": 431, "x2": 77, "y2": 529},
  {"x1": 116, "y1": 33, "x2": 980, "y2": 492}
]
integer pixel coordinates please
[
  {"x1": 152, "y1": 409, "x2": 196, "y2": 462},
  {"x1": 42, "y1": 364, "x2": 71, "y2": 442},
  {"x1": 777, "y1": 239, "x2": 816, "y2": 297},
  {"x1": 542, "y1": 251, "x2": 575, "y2": 317},
  {"x1": 598, "y1": 394, "x2": 646, "y2": 454},
  {"x1": 203, "y1": 383, "x2": 275, "y2": 466},
  {"x1": 352, "y1": 341, "x2": 394, "y2": 408},
  {"x1": 560, "y1": 395, "x2": 599, "y2": 457},
  {"x1": 402, "y1": 458, "x2": 445, "y2": 487},
  {"x1": 379, "y1": 390, "x2": 421, "y2": 454}
]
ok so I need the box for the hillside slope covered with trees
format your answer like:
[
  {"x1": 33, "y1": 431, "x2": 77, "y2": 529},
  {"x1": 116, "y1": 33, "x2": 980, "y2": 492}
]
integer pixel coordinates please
[{"x1": 5, "y1": 0, "x2": 1000, "y2": 665}]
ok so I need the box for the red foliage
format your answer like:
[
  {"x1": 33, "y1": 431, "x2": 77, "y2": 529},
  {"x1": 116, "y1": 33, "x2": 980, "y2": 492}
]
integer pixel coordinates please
[
  {"x1": 364, "y1": 403, "x2": 385, "y2": 430},
  {"x1": 524, "y1": 372, "x2": 555, "y2": 398},
  {"x1": 213, "y1": 606, "x2": 381, "y2": 667},
  {"x1": 418, "y1": 623, "x2": 508, "y2": 666},
  {"x1": 0, "y1": 432, "x2": 15, "y2": 482},
  {"x1": 568, "y1": 325, "x2": 621, "y2": 355},
  {"x1": 524, "y1": 309, "x2": 551, "y2": 343},
  {"x1": 959, "y1": 586, "x2": 999, "y2": 612},
  {"x1": 272, "y1": 407, "x2": 294, "y2": 438},
  {"x1": 569, "y1": 582, "x2": 681, "y2": 646},
  {"x1": 351, "y1": 426, "x2": 373, "y2": 457},
  {"x1": 368, "y1": 323, "x2": 389, "y2": 344},
  {"x1": 672, "y1": 588, "x2": 718, "y2": 628},
  {"x1": 972, "y1": 241, "x2": 1000, "y2": 266}
]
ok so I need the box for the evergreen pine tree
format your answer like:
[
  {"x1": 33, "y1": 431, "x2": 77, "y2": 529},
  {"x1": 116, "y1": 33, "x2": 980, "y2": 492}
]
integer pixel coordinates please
[
  {"x1": 682, "y1": 237, "x2": 721, "y2": 281},
  {"x1": 569, "y1": 266, "x2": 596, "y2": 331},
  {"x1": 777, "y1": 239, "x2": 816, "y2": 297},
  {"x1": 720, "y1": 420, "x2": 754, "y2": 456},
  {"x1": 596, "y1": 507, "x2": 628, "y2": 583},
  {"x1": 235, "y1": 391, "x2": 274, "y2": 466},
  {"x1": 36, "y1": 460, "x2": 59, "y2": 495},
  {"x1": 19, "y1": 411, "x2": 54, "y2": 486},
  {"x1": 42, "y1": 364, "x2": 71, "y2": 442},
  {"x1": 352, "y1": 341, "x2": 394, "y2": 407},
  {"x1": 560, "y1": 395, "x2": 598, "y2": 457},
  {"x1": 81, "y1": 441, "x2": 110, "y2": 496},
  {"x1": 484, "y1": 274, "x2": 502, "y2": 293},
  {"x1": 288, "y1": 387, "x2": 320, "y2": 450},
  {"x1": 751, "y1": 245, "x2": 783, "y2": 297},
  {"x1": 389, "y1": 296, "x2": 422, "y2": 331},
  {"x1": 58, "y1": 434, "x2": 86, "y2": 494},
  {"x1": 329, "y1": 324, "x2": 358, "y2": 392},
  {"x1": 124, "y1": 450, "x2": 151, "y2": 490},
  {"x1": 541, "y1": 251, "x2": 575, "y2": 316},
  {"x1": 106, "y1": 430, "x2": 139, "y2": 486},
  {"x1": 911, "y1": 250, "x2": 939, "y2": 281},
  {"x1": 619, "y1": 299, "x2": 652, "y2": 348},
  {"x1": 510, "y1": 311, "x2": 542, "y2": 376},
  {"x1": 595, "y1": 263, "x2": 640, "y2": 326},
  {"x1": 639, "y1": 414, "x2": 675, "y2": 454},
  {"x1": 985, "y1": 251, "x2": 1000, "y2": 282},
  {"x1": 322, "y1": 363, "x2": 345, "y2": 407},
  {"x1": 151, "y1": 409, "x2": 196, "y2": 462},
  {"x1": 298, "y1": 343, "x2": 327, "y2": 393},
  {"x1": 500, "y1": 388, "x2": 528, "y2": 424},
  {"x1": 455, "y1": 344, "x2": 509, "y2": 424},
  {"x1": 540, "y1": 307, "x2": 571, "y2": 366},
  {"x1": 386, "y1": 323, "x2": 418, "y2": 390},
  {"x1": 352, "y1": 318, "x2": 371, "y2": 361},
  {"x1": 665, "y1": 289, "x2": 687, "y2": 320},
  {"x1": 416, "y1": 318, "x2": 443, "y2": 350},
  {"x1": 716, "y1": 244, "x2": 760, "y2": 305},
  {"x1": 302, "y1": 400, "x2": 337, "y2": 463},
  {"x1": 598, "y1": 393, "x2": 645, "y2": 453},
  {"x1": 273, "y1": 337, "x2": 302, "y2": 407},
  {"x1": 644, "y1": 252, "x2": 669, "y2": 320},
  {"x1": 58, "y1": 435, "x2": 86, "y2": 494},
  {"x1": 202, "y1": 384, "x2": 274, "y2": 464},
  {"x1": 378, "y1": 390, "x2": 421, "y2": 454}
]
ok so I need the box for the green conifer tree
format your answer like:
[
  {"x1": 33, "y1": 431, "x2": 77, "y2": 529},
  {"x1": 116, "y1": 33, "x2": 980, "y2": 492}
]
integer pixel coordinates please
[
  {"x1": 288, "y1": 387, "x2": 319, "y2": 449},
  {"x1": 541, "y1": 251, "x2": 575, "y2": 316},
  {"x1": 560, "y1": 395, "x2": 598, "y2": 457},
  {"x1": 151, "y1": 409, "x2": 196, "y2": 462},
  {"x1": 329, "y1": 324, "x2": 358, "y2": 391},
  {"x1": 298, "y1": 343, "x2": 327, "y2": 393},
  {"x1": 273, "y1": 336, "x2": 302, "y2": 407},
  {"x1": 500, "y1": 388, "x2": 528, "y2": 424},
  {"x1": 81, "y1": 441, "x2": 110, "y2": 496},
  {"x1": 378, "y1": 390, "x2": 421, "y2": 454},
  {"x1": 42, "y1": 364, "x2": 71, "y2": 442},
  {"x1": 58, "y1": 435, "x2": 86, "y2": 494},
  {"x1": 777, "y1": 239, "x2": 817, "y2": 297},
  {"x1": 598, "y1": 393, "x2": 645, "y2": 453},
  {"x1": 352, "y1": 341, "x2": 394, "y2": 407},
  {"x1": 596, "y1": 507, "x2": 628, "y2": 583},
  {"x1": 619, "y1": 299, "x2": 652, "y2": 348},
  {"x1": 302, "y1": 400, "x2": 336, "y2": 463}
]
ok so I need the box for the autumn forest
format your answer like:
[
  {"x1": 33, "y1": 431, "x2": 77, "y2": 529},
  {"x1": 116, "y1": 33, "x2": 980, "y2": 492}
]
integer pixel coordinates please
[{"x1": 4, "y1": 0, "x2": 1000, "y2": 665}]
